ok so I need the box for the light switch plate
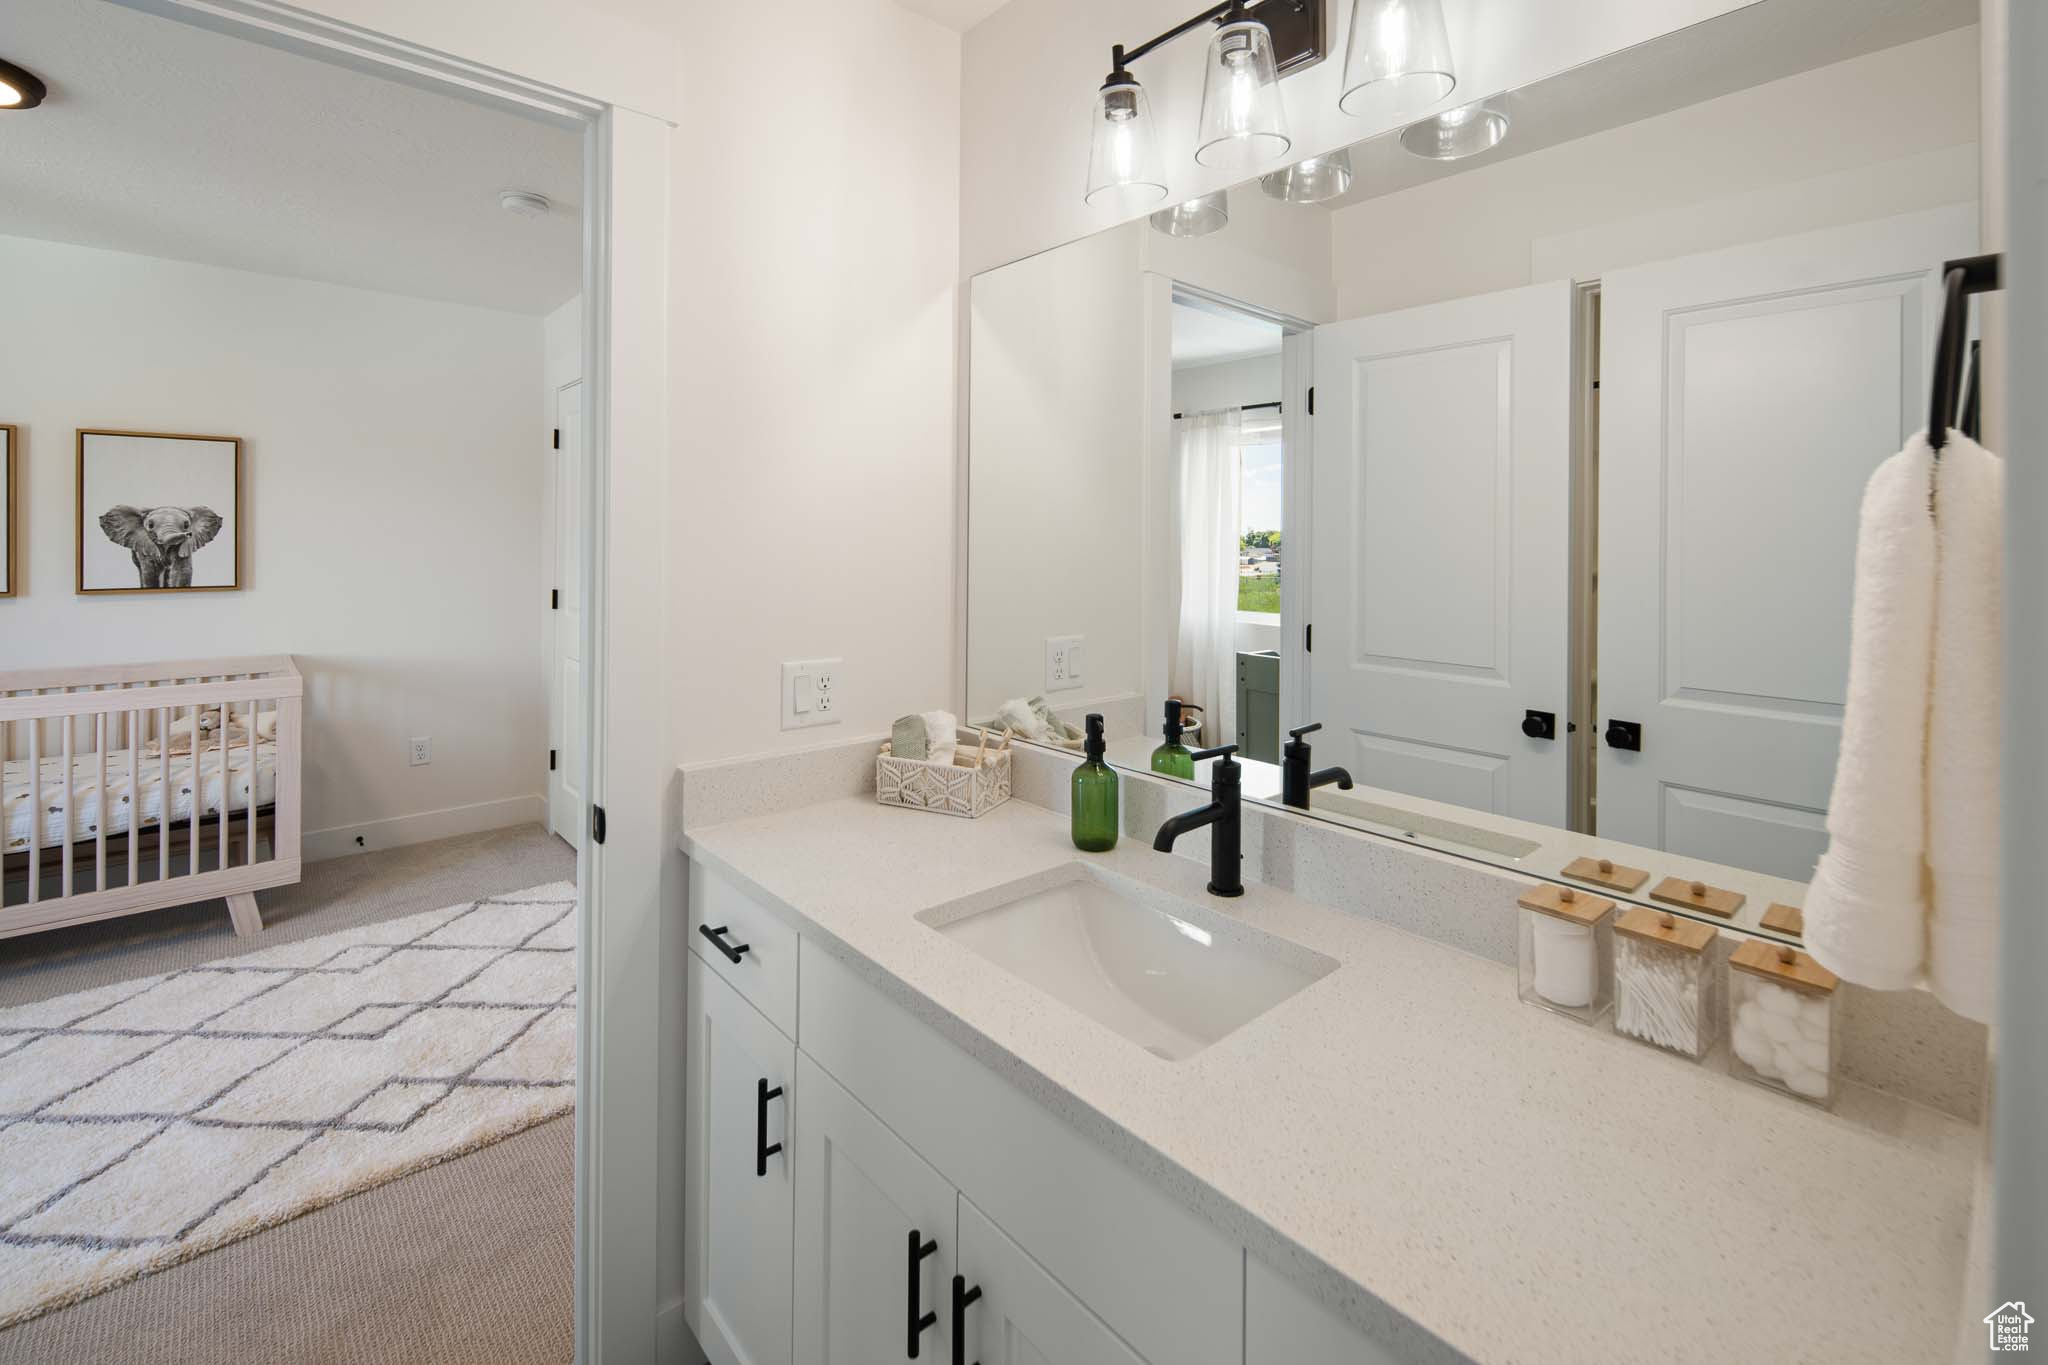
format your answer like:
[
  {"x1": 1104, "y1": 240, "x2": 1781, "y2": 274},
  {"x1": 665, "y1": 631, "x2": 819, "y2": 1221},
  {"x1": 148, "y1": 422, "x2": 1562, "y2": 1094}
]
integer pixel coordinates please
[
  {"x1": 782, "y1": 658, "x2": 842, "y2": 730},
  {"x1": 1044, "y1": 636, "x2": 1083, "y2": 692}
]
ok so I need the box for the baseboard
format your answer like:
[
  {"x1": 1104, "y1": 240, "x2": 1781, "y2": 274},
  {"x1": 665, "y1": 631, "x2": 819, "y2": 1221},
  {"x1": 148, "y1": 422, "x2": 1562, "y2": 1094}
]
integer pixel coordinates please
[{"x1": 304, "y1": 796, "x2": 545, "y2": 863}]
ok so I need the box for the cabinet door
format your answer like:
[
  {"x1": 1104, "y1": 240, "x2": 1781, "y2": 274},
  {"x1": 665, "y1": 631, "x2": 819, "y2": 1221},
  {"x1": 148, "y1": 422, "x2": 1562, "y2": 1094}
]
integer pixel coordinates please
[
  {"x1": 794, "y1": 1053, "x2": 958, "y2": 1365},
  {"x1": 685, "y1": 952, "x2": 796, "y2": 1365},
  {"x1": 955, "y1": 1195, "x2": 1146, "y2": 1365}
]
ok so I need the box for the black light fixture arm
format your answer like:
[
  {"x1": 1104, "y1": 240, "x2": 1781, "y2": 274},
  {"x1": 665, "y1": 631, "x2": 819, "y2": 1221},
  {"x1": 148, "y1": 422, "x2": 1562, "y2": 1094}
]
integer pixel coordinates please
[{"x1": 1111, "y1": 0, "x2": 1305, "y2": 74}]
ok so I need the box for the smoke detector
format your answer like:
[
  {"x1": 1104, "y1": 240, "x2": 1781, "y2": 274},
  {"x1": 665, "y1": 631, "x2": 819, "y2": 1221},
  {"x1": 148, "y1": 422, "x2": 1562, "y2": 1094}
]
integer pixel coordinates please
[{"x1": 498, "y1": 189, "x2": 552, "y2": 219}]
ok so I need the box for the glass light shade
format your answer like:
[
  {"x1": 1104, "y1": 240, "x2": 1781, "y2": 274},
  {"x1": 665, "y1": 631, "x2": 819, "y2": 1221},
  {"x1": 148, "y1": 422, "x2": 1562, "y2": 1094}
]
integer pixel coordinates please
[
  {"x1": 1399, "y1": 102, "x2": 1508, "y2": 160},
  {"x1": 1150, "y1": 191, "x2": 1230, "y2": 238},
  {"x1": 1194, "y1": 20, "x2": 1290, "y2": 171},
  {"x1": 1085, "y1": 74, "x2": 1169, "y2": 210},
  {"x1": 1339, "y1": 0, "x2": 1456, "y2": 120},
  {"x1": 1259, "y1": 148, "x2": 1354, "y2": 204}
]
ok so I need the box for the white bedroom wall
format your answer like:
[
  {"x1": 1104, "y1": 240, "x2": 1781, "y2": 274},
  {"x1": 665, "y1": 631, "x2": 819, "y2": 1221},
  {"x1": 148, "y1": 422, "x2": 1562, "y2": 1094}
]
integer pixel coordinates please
[
  {"x1": 0, "y1": 233, "x2": 548, "y2": 857},
  {"x1": 1328, "y1": 29, "x2": 1981, "y2": 316}
]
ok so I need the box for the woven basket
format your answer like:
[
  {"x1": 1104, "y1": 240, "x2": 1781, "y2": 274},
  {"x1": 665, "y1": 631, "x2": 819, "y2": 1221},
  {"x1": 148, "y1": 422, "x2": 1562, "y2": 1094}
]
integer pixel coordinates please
[{"x1": 876, "y1": 734, "x2": 1012, "y2": 818}]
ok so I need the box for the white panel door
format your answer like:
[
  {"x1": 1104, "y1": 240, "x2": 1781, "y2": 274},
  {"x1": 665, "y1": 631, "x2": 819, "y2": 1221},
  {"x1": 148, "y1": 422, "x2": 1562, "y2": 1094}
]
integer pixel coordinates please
[
  {"x1": 1597, "y1": 206, "x2": 1977, "y2": 872},
  {"x1": 954, "y1": 1196, "x2": 1144, "y2": 1365},
  {"x1": 683, "y1": 954, "x2": 796, "y2": 1365},
  {"x1": 1311, "y1": 281, "x2": 1573, "y2": 825},
  {"x1": 548, "y1": 380, "x2": 586, "y2": 843},
  {"x1": 794, "y1": 1053, "x2": 959, "y2": 1365}
]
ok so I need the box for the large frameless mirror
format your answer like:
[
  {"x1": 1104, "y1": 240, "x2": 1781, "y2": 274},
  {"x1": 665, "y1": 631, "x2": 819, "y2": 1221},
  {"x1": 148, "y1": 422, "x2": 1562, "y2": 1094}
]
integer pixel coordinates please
[{"x1": 966, "y1": 0, "x2": 1984, "y2": 946}]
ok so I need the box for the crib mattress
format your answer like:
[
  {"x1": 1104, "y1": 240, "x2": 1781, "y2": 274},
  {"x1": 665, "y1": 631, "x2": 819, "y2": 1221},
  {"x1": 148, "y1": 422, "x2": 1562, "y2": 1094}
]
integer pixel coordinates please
[{"x1": 3, "y1": 744, "x2": 279, "y2": 855}]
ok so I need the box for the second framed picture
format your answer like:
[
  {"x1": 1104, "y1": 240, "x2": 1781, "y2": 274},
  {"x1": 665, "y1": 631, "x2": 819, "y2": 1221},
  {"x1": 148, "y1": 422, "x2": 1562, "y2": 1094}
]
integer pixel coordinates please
[
  {"x1": 77, "y1": 430, "x2": 242, "y2": 594},
  {"x1": 1, "y1": 425, "x2": 16, "y2": 598}
]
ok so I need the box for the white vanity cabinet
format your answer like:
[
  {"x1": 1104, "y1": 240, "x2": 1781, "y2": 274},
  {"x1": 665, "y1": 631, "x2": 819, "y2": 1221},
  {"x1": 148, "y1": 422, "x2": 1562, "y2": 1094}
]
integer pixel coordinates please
[
  {"x1": 684, "y1": 865, "x2": 1397, "y2": 1365},
  {"x1": 684, "y1": 951, "x2": 796, "y2": 1365}
]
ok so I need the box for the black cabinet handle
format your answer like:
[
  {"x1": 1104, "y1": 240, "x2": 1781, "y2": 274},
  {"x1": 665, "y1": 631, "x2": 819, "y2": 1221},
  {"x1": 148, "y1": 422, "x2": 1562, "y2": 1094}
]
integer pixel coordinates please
[
  {"x1": 951, "y1": 1274, "x2": 982, "y2": 1365},
  {"x1": 698, "y1": 923, "x2": 750, "y2": 965},
  {"x1": 1604, "y1": 719, "x2": 1643, "y2": 752},
  {"x1": 754, "y1": 1078, "x2": 784, "y2": 1177},
  {"x1": 906, "y1": 1229, "x2": 938, "y2": 1358}
]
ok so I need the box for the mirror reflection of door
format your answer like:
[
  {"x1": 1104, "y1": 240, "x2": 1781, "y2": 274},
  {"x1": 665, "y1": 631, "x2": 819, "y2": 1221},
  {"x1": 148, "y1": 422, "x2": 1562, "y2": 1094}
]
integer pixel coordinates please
[
  {"x1": 1309, "y1": 281, "x2": 1574, "y2": 827},
  {"x1": 1595, "y1": 204, "x2": 1978, "y2": 877}
]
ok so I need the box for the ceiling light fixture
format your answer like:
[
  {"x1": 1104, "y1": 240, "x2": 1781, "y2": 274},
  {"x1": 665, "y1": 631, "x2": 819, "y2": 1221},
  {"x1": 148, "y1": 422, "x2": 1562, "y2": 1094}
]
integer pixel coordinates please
[
  {"x1": 0, "y1": 57, "x2": 49, "y2": 111},
  {"x1": 1085, "y1": 0, "x2": 1320, "y2": 208},
  {"x1": 498, "y1": 189, "x2": 553, "y2": 218},
  {"x1": 1259, "y1": 148, "x2": 1354, "y2": 204},
  {"x1": 1338, "y1": 0, "x2": 1456, "y2": 120},
  {"x1": 1398, "y1": 101, "x2": 1507, "y2": 160},
  {"x1": 1150, "y1": 191, "x2": 1231, "y2": 238}
]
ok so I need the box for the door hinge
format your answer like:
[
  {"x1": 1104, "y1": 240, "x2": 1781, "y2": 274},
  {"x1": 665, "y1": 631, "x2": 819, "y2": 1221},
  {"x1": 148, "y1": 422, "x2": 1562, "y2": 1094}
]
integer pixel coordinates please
[
  {"x1": 553, "y1": 428, "x2": 561, "y2": 449},
  {"x1": 549, "y1": 748, "x2": 557, "y2": 772},
  {"x1": 551, "y1": 589, "x2": 559, "y2": 610},
  {"x1": 591, "y1": 804, "x2": 607, "y2": 845},
  {"x1": 1305, "y1": 623, "x2": 1313, "y2": 652},
  {"x1": 1307, "y1": 386, "x2": 1316, "y2": 416}
]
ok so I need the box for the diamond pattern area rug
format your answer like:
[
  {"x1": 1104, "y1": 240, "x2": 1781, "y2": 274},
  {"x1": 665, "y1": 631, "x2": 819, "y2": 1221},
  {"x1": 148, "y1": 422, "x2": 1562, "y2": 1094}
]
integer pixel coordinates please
[{"x1": 0, "y1": 883, "x2": 576, "y2": 1328}]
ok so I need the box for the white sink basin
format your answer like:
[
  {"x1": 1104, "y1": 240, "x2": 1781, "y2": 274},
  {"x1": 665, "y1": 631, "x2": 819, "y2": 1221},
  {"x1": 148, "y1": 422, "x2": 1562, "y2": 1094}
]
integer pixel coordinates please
[{"x1": 918, "y1": 866, "x2": 1335, "y2": 1061}]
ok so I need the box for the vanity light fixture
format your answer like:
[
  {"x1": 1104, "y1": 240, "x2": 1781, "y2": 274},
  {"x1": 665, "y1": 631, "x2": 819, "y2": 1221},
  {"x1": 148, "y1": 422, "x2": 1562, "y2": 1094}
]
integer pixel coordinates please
[
  {"x1": 1398, "y1": 100, "x2": 1508, "y2": 160},
  {"x1": 1150, "y1": 191, "x2": 1231, "y2": 238},
  {"x1": 0, "y1": 57, "x2": 48, "y2": 110},
  {"x1": 1259, "y1": 147, "x2": 1353, "y2": 203},
  {"x1": 1339, "y1": 0, "x2": 1456, "y2": 119},
  {"x1": 1085, "y1": 0, "x2": 1320, "y2": 207}
]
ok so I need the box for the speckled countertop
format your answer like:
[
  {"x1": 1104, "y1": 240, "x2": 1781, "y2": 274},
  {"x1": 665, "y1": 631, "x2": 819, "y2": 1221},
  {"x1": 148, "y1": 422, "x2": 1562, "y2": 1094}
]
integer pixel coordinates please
[{"x1": 680, "y1": 795, "x2": 1978, "y2": 1365}]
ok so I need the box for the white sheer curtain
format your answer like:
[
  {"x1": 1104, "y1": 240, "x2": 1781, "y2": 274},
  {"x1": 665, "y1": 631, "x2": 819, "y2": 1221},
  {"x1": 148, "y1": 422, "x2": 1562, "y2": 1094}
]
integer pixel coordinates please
[{"x1": 1170, "y1": 408, "x2": 1242, "y2": 748}]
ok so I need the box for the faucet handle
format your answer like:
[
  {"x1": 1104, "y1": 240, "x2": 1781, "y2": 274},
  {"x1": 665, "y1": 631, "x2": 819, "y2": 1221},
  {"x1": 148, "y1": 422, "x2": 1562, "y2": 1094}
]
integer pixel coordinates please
[
  {"x1": 1287, "y1": 722, "x2": 1322, "y2": 741},
  {"x1": 1191, "y1": 743, "x2": 1238, "y2": 763}
]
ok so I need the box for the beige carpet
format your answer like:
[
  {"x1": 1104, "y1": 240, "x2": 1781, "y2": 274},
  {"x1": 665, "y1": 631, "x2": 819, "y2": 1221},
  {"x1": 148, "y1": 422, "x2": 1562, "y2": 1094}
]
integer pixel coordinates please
[{"x1": 0, "y1": 825, "x2": 576, "y2": 1365}]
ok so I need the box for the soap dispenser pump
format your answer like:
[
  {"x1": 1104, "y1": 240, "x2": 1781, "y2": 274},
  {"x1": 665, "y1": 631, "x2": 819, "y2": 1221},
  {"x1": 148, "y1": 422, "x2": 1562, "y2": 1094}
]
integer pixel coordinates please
[
  {"x1": 1150, "y1": 699, "x2": 1200, "y2": 780},
  {"x1": 1071, "y1": 713, "x2": 1119, "y2": 852}
]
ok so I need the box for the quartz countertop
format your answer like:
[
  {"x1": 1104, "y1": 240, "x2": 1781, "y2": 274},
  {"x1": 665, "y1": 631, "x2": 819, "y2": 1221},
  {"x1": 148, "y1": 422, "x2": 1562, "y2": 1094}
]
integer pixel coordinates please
[{"x1": 680, "y1": 795, "x2": 1978, "y2": 1365}]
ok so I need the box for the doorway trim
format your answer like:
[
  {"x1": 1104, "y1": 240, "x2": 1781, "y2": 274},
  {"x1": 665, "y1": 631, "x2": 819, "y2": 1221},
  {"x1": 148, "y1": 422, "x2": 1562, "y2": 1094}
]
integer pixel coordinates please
[{"x1": 106, "y1": 3, "x2": 673, "y2": 1359}]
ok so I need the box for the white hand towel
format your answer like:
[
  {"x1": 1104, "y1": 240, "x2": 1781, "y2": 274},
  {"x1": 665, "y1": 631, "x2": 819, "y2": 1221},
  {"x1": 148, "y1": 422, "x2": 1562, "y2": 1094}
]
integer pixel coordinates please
[
  {"x1": 922, "y1": 710, "x2": 959, "y2": 767},
  {"x1": 1927, "y1": 434, "x2": 2003, "y2": 1024},
  {"x1": 1804, "y1": 436, "x2": 1939, "y2": 990}
]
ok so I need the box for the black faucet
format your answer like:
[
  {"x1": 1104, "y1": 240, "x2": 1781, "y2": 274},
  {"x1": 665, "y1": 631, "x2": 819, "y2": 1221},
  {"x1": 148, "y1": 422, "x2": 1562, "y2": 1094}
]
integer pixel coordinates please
[
  {"x1": 1281, "y1": 722, "x2": 1353, "y2": 811},
  {"x1": 1152, "y1": 744, "x2": 1243, "y2": 898}
]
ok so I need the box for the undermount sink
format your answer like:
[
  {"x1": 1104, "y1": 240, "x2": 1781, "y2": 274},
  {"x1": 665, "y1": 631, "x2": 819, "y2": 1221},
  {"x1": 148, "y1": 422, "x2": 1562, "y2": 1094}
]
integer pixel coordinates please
[{"x1": 917, "y1": 865, "x2": 1335, "y2": 1061}]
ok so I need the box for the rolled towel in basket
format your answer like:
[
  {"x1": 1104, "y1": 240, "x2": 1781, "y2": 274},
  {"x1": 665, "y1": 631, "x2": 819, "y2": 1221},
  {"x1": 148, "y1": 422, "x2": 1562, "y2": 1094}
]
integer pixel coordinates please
[{"x1": 923, "y1": 711, "x2": 958, "y2": 766}]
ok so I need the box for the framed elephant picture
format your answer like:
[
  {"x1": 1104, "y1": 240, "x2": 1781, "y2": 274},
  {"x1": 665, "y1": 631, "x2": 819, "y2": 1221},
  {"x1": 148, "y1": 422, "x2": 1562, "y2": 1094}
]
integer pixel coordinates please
[{"x1": 76, "y1": 430, "x2": 242, "y2": 594}]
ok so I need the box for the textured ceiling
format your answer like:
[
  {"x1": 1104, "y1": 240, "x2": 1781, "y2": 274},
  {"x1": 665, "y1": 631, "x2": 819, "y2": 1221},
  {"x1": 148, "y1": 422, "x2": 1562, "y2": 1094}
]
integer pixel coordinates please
[
  {"x1": 0, "y1": 0, "x2": 583, "y2": 314},
  {"x1": 1172, "y1": 300, "x2": 1283, "y2": 367},
  {"x1": 894, "y1": 0, "x2": 1014, "y2": 33}
]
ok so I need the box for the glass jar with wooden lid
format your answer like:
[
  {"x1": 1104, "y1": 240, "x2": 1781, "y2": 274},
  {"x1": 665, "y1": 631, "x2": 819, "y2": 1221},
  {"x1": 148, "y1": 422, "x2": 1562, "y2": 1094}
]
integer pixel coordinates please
[
  {"x1": 1613, "y1": 907, "x2": 1719, "y2": 1060},
  {"x1": 1728, "y1": 940, "x2": 1840, "y2": 1107},
  {"x1": 1516, "y1": 883, "x2": 1616, "y2": 1024}
]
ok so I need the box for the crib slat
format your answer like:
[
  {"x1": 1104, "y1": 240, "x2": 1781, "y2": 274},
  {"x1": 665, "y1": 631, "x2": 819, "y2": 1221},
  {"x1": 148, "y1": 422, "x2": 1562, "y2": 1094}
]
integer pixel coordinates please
[
  {"x1": 60, "y1": 716, "x2": 73, "y2": 900},
  {"x1": 127, "y1": 710, "x2": 139, "y2": 891},
  {"x1": 187, "y1": 705, "x2": 200, "y2": 881},
  {"x1": 27, "y1": 706, "x2": 41, "y2": 904},
  {"x1": 245, "y1": 698, "x2": 258, "y2": 867},
  {"x1": 94, "y1": 711, "x2": 107, "y2": 893},
  {"x1": 158, "y1": 706, "x2": 171, "y2": 884},
  {"x1": 218, "y1": 702, "x2": 230, "y2": 874}
]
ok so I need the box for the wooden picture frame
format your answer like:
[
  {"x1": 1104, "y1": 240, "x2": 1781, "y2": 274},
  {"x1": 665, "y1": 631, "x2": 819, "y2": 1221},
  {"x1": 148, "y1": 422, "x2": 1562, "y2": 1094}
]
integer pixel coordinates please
[
  {"x1": 0, "y1": 425, "x2": 16, "y2": 598},
  {"x1": 75, "y1": 429, "x2": 243, "y2": 595}
]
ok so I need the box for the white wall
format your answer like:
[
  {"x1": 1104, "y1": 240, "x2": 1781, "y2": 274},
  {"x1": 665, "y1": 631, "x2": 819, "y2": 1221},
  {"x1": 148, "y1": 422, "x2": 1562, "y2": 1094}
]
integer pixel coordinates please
[
  {"x1": 968, "y1": 224, "x2": 1148, "y2": 721},
  {"x1": 667, "y1": 0, "x2": 964, "y2": 766},
  {"x1": 1329, "y1": 29, "x2": 1981, "y2": 315},
  {"x1": 1171, "y1": 352, "x2": 1282, "y2": 414},
  {"x1": 961, "y1": 0, "x2": 1761, "y2": 276},
  {"x1": 1141, "y1": 188, "x2": 1336, "y2": 323},
  {"x1": 0, "y1": 234, "x2": 548, "y2": 855}
]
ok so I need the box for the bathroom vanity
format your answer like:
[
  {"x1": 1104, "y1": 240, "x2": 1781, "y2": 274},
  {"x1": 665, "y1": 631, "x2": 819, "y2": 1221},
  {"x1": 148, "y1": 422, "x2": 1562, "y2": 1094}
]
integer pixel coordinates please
[{"x1": 677, "y1": 762, "x2": 1979, "y2": 1365}]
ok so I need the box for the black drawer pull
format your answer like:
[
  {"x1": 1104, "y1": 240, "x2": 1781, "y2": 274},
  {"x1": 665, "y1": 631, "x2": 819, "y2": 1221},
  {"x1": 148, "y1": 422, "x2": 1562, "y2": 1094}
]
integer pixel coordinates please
[
  {"x1": 755, "y1": 1078, "x2": 784, "y2": 1178},
  {"x1": 698, "y1": 923, "x2": 750, "y2": 964},
  {"x1": 907, "y1": 1229, "x2": 938, "y2": 1358},
  {"x1": 951, "y1": 1274, "x2": 982, "y2": 1365}
]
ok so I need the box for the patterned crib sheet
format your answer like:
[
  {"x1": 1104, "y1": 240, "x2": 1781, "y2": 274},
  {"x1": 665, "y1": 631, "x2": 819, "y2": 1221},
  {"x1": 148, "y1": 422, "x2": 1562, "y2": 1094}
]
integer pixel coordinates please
[{"x1": 3, "y1": 743, "x2": 279, "y2": 854}]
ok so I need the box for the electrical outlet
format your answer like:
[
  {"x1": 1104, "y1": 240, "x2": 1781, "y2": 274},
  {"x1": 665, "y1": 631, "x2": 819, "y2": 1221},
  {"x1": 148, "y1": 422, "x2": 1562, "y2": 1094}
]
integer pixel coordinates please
[
  {"x1": 781, "y1": 658, "x2": 843, "y2": 730},
  {"x1": 1045, "y1": 635, "x2": 1084, "y2": 692},
  {"x1": 408, "y1": 736, "x2": 432, "y2": 766}
]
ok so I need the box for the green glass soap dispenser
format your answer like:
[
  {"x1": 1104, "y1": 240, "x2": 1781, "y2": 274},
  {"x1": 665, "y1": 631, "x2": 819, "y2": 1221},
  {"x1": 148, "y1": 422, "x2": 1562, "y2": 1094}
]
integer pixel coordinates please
[
  {"x1": 1071, "y1": 713, "x2": 1119, "y2": 852},
  {"x1": 1150, "y1": 699, "x2": 1198, "y2": 780}
]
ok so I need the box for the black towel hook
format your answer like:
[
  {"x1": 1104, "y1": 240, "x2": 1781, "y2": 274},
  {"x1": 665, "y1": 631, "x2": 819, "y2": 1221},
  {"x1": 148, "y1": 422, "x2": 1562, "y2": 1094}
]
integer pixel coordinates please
[{"x1": 1927, "y1": 253, "x2": 2002, "y2": 456}]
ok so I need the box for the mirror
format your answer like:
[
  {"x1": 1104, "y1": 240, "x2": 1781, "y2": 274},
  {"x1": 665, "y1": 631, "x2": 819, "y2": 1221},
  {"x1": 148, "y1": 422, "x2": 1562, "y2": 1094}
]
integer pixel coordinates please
[{"x1": 966, "y1": 0, "x2": 1983, "y2": 945}]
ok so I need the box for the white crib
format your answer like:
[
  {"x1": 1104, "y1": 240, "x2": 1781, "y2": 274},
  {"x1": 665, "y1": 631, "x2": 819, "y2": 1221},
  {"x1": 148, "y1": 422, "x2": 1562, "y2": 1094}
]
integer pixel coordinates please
[{"x1": 1, "y1": 656, "x2": 303, "y2": 940}]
